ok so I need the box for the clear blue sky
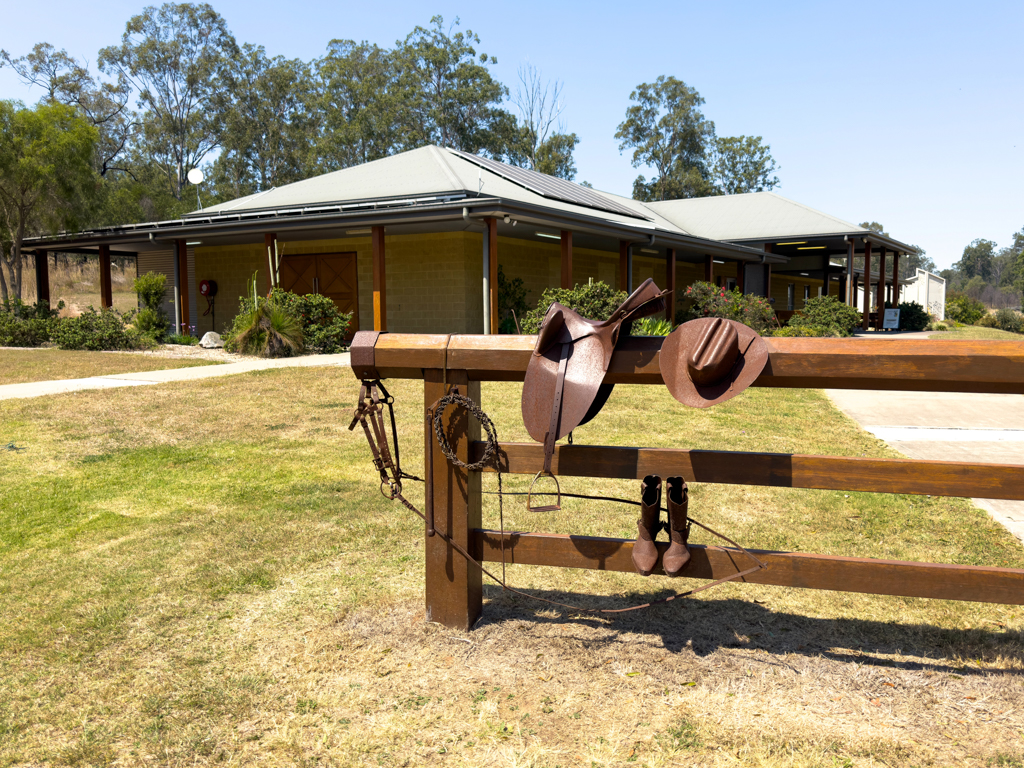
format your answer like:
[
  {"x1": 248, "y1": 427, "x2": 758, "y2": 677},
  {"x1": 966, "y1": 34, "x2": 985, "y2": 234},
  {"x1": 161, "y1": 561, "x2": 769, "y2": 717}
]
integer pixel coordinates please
[{"x1": 3, "y1": 0, "x2": 1021, "y2": 269}]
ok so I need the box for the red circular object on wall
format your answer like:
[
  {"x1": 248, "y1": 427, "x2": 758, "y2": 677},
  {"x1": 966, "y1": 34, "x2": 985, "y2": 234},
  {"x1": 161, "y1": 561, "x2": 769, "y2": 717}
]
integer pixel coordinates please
[{"x1": 199, "y1": 279, "x2": 218, "y2": 297}]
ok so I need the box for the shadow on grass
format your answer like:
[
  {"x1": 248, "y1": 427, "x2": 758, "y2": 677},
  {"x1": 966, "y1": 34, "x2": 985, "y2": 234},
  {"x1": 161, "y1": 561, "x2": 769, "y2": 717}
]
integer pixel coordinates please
[{"x1": 475, "y1": 584, "x2": 1024, "y2": 674}]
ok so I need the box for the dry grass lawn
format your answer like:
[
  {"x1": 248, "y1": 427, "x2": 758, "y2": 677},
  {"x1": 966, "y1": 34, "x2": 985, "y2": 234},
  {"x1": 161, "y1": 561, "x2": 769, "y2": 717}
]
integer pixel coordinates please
[
  {"x1": 1, "y1": 367, "x2": 1023, "y2": 767},
  {"x1": 0, "y1": 348, "x2": 221, "y2": 386},
  {"x1": 929, "y1": 327, "x2": 1022, "y2": 340}
]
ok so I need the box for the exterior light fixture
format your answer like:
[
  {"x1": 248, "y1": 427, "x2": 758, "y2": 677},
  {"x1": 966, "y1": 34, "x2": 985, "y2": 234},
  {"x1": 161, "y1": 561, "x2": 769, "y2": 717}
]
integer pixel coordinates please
[
  {"x1": 346, "y1": 228, "x2": 371, "y2": 235},
  {"x1": 797, "y1": 246, "x2": 827, "y2": 250},
  {"x1": 503, "y1": 215, "x2": 511, "y2": 224},
  {"x1": 186, "y1": 241, "x2": 202, "y2": 246},
  {"x1": 713, "y1": 259, "x2": 725, "y2": 264},
  {"x1": 776, "y1": 241, "x2": 807, "y2": 246},
  {"x1": 640, "y1": 248, "x2": 658, "y2": 254},
  {"x1": 800, "y1": 272, "x2": 809, "y2": 276},
  {"x1": 535, "y1": 232, "x2": 560, "y2": 240}
]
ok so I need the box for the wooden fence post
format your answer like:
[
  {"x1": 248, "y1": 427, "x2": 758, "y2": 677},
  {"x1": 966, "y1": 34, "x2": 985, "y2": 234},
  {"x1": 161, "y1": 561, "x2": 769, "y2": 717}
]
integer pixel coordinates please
[{"x1": 424, "y1": 368, "x2": 482, "y2": 630}]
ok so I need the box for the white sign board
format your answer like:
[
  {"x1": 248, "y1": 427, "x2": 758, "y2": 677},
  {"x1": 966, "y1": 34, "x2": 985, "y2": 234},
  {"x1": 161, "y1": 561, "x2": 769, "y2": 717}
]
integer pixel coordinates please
[{"x1": 883, "y1": 308, "x2": 901, "y2": 330}]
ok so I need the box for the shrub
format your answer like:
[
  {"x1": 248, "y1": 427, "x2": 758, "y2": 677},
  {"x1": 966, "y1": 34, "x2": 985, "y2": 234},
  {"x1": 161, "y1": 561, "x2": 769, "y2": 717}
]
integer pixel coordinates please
[
  {"x1": 0, "y1": 298, "x2": 62, "y2": 347},
  {"x1": 53, "y1": 307, "x2": 145, "y2": 351},
  {"x1": 787, "y1": 295, "x2": 862, "y2": 337},
  {"x1": 977, "y1": 313, "x2": 999, "y2": 328},
  {"x1": 946, "y1": 292, "x2": 986, "y2": 325},
  {"x1": 931, "y1": 323, "x2": 949, "y2": 331},
  {"x1": 766, "y1": 325, "x2": 826, "y2": 337},
  {"x1": 133, "y1": 271, "x2": 166, "y2": 311},
  {"x1": 267, "y1": 288, "x2": 351, "y2": 354},
  {"x1": 521, "y1": 281, "x2": 627, "y2": 334},
  {"x1": 994, "y1": 308, "x2": 1024, "y2": 334},
  {"x1": 497, "y1": 265, "x2": 529, "y2": 333},
  {"x1": 896, "y1": 301, "x2": 929, "y2": 332},
  {"x1": 677, "y1": 281, "x2": 775, "y2": 333},
  {"x1": 166, "y1": 332, "x2": 200, "y2": 345},
  {"x1": 632, "y1": 317, "x2": 672, "y2": 336},
  {"x1": 224, "y1": 277, "x2": 303, "y2": 357},
  {"x1": 132, "y1": 271, "x2": 169, "y2": 340}
]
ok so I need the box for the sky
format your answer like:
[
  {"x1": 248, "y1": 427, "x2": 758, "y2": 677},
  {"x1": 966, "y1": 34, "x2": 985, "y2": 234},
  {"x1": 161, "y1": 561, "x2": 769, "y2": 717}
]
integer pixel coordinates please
[{"x1": 2, "y1": 0, "x2": 1021, "y2": 269}]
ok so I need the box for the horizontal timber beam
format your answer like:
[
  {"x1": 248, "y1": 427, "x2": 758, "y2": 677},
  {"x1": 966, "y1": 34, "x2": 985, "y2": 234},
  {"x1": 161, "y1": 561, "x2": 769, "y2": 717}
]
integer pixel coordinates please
[
  {"x1": 471, "y1": 443, "x2": 1024, "y2": 499},
  {"x1": 474, "y1": 530, "x2": 1024, "y2": 605},
  {"x1": 362, "y1": 334, "x2": 1024, "y2": 393}
]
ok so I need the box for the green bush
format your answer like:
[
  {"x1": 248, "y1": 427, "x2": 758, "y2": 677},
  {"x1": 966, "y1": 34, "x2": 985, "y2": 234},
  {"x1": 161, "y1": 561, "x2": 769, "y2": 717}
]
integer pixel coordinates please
[
  {"x1": 521, "y1": 281, "x2": 627, "y2": 334},
  {"x1": 133, "y1": 271, "x2": 166, "y2": 311},
  {"x1": 632, "y1": 317, "x2": 672, "y2": 336},
  {"x1": 977, "y1": 313, "x2": 999, "y2": 328},
  {"x1": 267, "y1": 288, "x2": 351, "y2": 354},
  {"x1": 896, "y1": 301, "x2": 929, "y2": 332},
  {"x1": 132, "y1": 271, "x2": 169, "y2": 340},
  {"x1": 787, "y1": 295, "x2": 862, "y2": 337},
  {"x1": 0, "y1": 298, "x2": 63, "y2": 347},
  {"x1": 166, "y1": 332, "x2": 200, "y2": 345},
  {"x1": 994, "y1": 308, "x2": 1024, "y2": 334},
  {"x1": 766, "y1": 325, "x2": 826, "y2": 337},
  {"x1": 497, "y1": 265, "x2": 529, "y2": 333},
  {"x1": 53, "y1": 307, "x2": 145, "y2": 351},
  {"x1": 946, "y1": 292, "x2": 986, "y2": 325},
  {"x1": 677, "y1": 281, "x2": 775, "y2": 333}
]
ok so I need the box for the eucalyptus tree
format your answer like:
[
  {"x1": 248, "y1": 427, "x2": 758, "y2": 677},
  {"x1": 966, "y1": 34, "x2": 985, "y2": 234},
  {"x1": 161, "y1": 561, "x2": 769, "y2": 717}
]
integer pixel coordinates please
[
  {"x1": 0, "y1": 101, "x2": 98, "y2": 301},
  {"x1": 1, "y1": 43, "x2": 136, "y2": 177},
  {"x1": 398, "y1": 16, "x2": 513, "y2": 156},
  {"x1": 99, "y1": 2, "x2": 238, "y2": 201},
  {"x1": 312, "y1": 39, "x2": 415, "y2": 172},
  {"x1": 212, "y1": 44, "x2": 313, "y2": 198},
  {"x1": 615, "y1": 76, "x2": 718, "y2": 201},
  {"x1": 712, "y1": 135, "x2": 779, "y2": 194},
  {"x1": 507, "y1": 64, "x2": 579, "y2": 180}
]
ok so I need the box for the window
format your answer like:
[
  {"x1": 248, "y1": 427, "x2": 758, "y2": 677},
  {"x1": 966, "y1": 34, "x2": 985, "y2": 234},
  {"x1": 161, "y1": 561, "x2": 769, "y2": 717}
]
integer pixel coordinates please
[
  {"x1": 787, "y1": 284, "x2": 795, "y2": 310},
  {"x1": 804, "y1": 285, "x2": 811, "y2": 302}
]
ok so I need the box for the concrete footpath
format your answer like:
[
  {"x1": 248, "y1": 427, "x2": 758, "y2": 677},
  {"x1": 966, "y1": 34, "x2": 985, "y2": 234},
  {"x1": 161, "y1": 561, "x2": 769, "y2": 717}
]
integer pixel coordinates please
[
  {"x1": 825, "y1": 389, "x2": 1024, "y2": 543},
  {"x1": 0, "y1": 352, "x2": 351, "y2": 400}
]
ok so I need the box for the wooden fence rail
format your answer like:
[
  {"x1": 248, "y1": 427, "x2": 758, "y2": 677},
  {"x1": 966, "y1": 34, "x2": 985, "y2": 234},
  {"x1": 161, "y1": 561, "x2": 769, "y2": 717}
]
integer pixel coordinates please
[{"x1": 351, "y1": 332, "x2": 1024, "y2": 629}]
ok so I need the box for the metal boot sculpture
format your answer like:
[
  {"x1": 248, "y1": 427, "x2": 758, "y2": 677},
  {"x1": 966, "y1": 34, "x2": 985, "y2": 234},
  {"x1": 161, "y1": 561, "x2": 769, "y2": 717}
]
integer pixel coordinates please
[
  {"x1": 632, "y1": 475, "x2": 662, "y2": 576},
  {"x1": 663, "y1": 476, "x2": 691, "y2": 576}
]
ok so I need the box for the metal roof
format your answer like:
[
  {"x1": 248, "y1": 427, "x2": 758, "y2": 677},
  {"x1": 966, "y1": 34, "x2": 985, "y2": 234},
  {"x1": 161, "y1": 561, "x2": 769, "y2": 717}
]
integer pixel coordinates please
[
  {"x1": 647, "y1": 191, "x2": 917, "y2": 253},
  {"x1": 448, "y1": 149, "x2": 648, "y2": 220}
]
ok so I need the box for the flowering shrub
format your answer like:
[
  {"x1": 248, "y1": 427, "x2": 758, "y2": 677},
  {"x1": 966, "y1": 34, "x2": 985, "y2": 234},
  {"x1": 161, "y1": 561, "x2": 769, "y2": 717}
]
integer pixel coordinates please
[{"x1": 677, "y1": 281, "x2": 775, "y2": 333}]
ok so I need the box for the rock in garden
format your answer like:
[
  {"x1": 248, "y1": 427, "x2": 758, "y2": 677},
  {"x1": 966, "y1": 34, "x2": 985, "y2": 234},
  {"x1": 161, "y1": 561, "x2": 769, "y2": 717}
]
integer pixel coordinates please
[{"x1": 199, "y1": 332, "x2": 224, "y2": 349}]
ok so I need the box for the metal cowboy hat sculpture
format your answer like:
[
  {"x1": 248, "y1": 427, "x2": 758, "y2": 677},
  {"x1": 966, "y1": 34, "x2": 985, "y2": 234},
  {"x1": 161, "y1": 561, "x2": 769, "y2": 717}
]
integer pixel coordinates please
[{"x1": 521, "y1": 280, "x2": 769, "y2": 511}]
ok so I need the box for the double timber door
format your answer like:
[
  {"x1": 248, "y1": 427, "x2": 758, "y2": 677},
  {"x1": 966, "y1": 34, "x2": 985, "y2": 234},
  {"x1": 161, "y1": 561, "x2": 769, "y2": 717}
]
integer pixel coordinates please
[{"x1": 279, "y1": 253, "x2": 359, "y2": 332}]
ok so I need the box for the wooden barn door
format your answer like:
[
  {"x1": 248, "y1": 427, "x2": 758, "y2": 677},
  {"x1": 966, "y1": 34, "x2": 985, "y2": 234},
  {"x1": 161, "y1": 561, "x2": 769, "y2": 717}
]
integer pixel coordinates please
[
  {"x1": 317, "y1": 254, "x2": 359, "y2": 332},
  {"x1": 279, "y1": 255, "x2": 316, "y2": 295},
  {"x1": 279, "y1": 252, "x2": 359, "y2": 334}
]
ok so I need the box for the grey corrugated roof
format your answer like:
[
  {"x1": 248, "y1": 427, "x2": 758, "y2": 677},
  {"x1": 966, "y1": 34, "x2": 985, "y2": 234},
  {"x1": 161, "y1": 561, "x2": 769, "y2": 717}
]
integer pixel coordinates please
[{"x1": 646, "y1": 191, "x2": 868, "y2": 241}]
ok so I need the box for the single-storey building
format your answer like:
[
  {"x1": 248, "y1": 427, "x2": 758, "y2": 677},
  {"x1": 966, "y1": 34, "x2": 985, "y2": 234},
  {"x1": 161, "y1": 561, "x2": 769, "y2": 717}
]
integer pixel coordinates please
[{"x1": 24, "y1": 145, "x2": 918, "y2": 334}]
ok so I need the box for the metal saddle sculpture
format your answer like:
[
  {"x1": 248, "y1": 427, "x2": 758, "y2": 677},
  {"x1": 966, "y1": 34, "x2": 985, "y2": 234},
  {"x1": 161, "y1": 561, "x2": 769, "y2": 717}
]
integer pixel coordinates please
[{"x1": 521, "y1": 278, "x2": 770, "y2": 511}]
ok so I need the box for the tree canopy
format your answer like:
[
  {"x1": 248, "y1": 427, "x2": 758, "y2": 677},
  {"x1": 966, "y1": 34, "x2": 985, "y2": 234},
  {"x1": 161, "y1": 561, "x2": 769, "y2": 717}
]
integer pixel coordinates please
[
  {"x1": 0, "y1": 100, "x2": 98, "y2": 301},
  {"x1": 615, "y1": 75, "x2": 781, "y2": 201}
]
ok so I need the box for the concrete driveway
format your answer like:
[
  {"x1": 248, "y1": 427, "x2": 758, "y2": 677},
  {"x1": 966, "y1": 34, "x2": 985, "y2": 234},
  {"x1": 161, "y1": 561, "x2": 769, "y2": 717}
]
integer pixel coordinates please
[{"x1": 825, "y1": 389, "x2": 1024, "y2": 543}]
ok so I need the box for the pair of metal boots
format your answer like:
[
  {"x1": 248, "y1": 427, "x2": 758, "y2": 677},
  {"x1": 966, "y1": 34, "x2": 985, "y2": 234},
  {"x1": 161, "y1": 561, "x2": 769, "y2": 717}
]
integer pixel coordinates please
[{"x1": 632, "y1": 475, "x2": 691, "y2": 577}]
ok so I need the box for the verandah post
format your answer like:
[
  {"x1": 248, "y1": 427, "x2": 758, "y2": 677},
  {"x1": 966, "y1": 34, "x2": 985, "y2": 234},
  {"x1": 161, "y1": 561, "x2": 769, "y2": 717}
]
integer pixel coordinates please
[{"x1": 424, "y1": 368, "x2": 482, "y2": 630}]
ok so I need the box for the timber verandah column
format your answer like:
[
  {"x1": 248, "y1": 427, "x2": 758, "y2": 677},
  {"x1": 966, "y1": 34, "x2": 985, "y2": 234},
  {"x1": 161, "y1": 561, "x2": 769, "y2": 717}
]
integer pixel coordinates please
[
  {"x1": 704, "y1": 254, "x2": 714, "y2": 284},
  {"x1": 98, "y1": 244, "x2": 113, "y2": 309},
  {"x1": 34, "y1": 250, "x2": 50, "y2": 306},
  {"x1": 372, "y1": 225, "x2": 387, "y2": 331},
  {"x1": 846, "y1": 238, "x2": 856, "y2": 305},
  {"x1": 892, "y1": 251, "x2": 901, "y2": 304}
]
